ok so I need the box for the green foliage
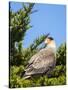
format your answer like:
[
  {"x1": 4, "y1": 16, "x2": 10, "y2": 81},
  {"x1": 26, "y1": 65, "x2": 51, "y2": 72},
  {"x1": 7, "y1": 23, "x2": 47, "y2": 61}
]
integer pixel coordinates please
[
  {"x1": 9, "y1": 2, "x2": 66, "y2": 88},
  {"x1": 44, "y1": 75, "x2": 66, "y2": 86},
  {"x1": 9, "y1": 43, "x2": 66, "y2": 88},
  {"x1": 10, "y1": 3, "x2": 35, "y2": 65},
  {"x1": 56, "y1": 43, "x2": 66, "y2": 65}
]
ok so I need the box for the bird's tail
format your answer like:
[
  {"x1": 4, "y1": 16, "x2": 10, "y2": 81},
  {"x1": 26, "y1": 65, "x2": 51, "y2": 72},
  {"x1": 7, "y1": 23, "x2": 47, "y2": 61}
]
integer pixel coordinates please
[
  {"x1": 21, "y1": 71, "x2": 31, "y2": 79},
  {"x1": 23, "y1": 75, "x2": 31, "y2": 79}
]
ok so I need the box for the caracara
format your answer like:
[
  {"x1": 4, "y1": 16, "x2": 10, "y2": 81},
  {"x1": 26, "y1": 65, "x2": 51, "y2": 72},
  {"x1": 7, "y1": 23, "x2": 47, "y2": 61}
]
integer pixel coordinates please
[{"x1": 23, "y1": 37, "x2": 56, "y2": 79}]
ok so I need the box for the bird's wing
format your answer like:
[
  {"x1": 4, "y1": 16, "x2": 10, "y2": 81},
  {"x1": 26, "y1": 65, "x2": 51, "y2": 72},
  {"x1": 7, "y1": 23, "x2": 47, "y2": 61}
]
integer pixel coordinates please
[
  {"x1": 24, "y1": 48, "x2": 56, "y2": 75},
  {"x1": 28, "y1": 48, "x2": 49, "y2": 64},
  {"x1": 28, "y1": 48, "x2": 55, "y2": 69},
  {"x1": 33, "y1": 49, "x2": 55, "y2": 69}
]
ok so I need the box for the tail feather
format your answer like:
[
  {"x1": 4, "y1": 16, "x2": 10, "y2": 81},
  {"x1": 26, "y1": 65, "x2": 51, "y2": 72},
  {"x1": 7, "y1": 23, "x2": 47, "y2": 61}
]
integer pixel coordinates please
[
  {"x1": 21, "y1": 71, "x2": 31, "y2": 79},
  {"x1": 23, "y1": 75, "x2": 31, "y2": 79}
]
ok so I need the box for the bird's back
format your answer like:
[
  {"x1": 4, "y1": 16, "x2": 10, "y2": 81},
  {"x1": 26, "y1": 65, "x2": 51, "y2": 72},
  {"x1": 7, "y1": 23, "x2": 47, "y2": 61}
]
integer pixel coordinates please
[{"x1": 24, "y1": 47, "x2": 56, "y2": 77}]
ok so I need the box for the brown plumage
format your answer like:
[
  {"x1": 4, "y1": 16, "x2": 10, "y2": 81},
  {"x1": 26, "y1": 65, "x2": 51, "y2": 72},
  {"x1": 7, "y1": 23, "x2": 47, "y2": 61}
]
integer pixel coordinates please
[{"x1": 23, "y1": 37, "x2": 56, "y2": 79}]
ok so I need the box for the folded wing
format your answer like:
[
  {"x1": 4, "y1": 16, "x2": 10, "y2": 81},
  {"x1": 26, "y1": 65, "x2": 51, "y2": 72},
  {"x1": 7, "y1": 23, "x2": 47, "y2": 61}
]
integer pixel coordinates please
[{"x1": 24, "y1": 47, "x2": 56, "y2": 76}]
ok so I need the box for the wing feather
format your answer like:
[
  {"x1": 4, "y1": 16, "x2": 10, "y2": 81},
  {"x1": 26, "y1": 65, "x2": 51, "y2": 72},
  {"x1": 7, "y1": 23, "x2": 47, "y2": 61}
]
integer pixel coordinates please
[{"x1": 25, "y1": 47, "x2": 56, "y2": 75}]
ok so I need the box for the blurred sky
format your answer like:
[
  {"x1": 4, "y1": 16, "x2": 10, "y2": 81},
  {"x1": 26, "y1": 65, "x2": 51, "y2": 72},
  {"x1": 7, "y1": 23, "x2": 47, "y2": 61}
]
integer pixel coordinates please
[{"x1": 10, "y1": 2, "x2": 66, "y2": 48}]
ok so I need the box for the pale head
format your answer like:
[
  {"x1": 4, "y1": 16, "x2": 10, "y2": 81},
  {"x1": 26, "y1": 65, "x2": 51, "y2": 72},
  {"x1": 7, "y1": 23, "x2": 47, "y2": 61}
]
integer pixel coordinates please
[{"x1": 44, "y1": 37, "x2": 56, "y2": 49}]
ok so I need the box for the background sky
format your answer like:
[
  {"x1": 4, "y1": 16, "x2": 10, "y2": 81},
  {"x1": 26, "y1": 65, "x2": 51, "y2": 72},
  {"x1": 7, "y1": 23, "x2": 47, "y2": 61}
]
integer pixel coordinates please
[{"x1": 10, "y1": 2, "x2": 66, "y2": 48}]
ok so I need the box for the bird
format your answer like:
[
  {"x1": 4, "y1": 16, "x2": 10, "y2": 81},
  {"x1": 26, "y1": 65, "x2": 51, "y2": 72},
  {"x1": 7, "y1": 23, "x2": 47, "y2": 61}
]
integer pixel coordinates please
[{"x1": 23, "y1": 36, "x2": 56, "y2": 79}]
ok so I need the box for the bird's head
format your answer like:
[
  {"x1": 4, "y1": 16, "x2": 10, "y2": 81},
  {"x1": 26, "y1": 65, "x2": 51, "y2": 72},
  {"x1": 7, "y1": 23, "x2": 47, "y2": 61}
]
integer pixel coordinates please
[{"x1": 44, "y1": 37, "x2": 56, "y2": 49}]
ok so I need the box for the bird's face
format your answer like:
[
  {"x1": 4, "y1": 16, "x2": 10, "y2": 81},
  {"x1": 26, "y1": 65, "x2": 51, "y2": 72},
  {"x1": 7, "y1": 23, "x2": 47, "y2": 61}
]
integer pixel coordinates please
[
  {"x1": 44, "y1": 38, "x2": 52, "y2": 45},
  {"x1": 44, "y1": 37, "x2": 56, "y2": 49}
]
